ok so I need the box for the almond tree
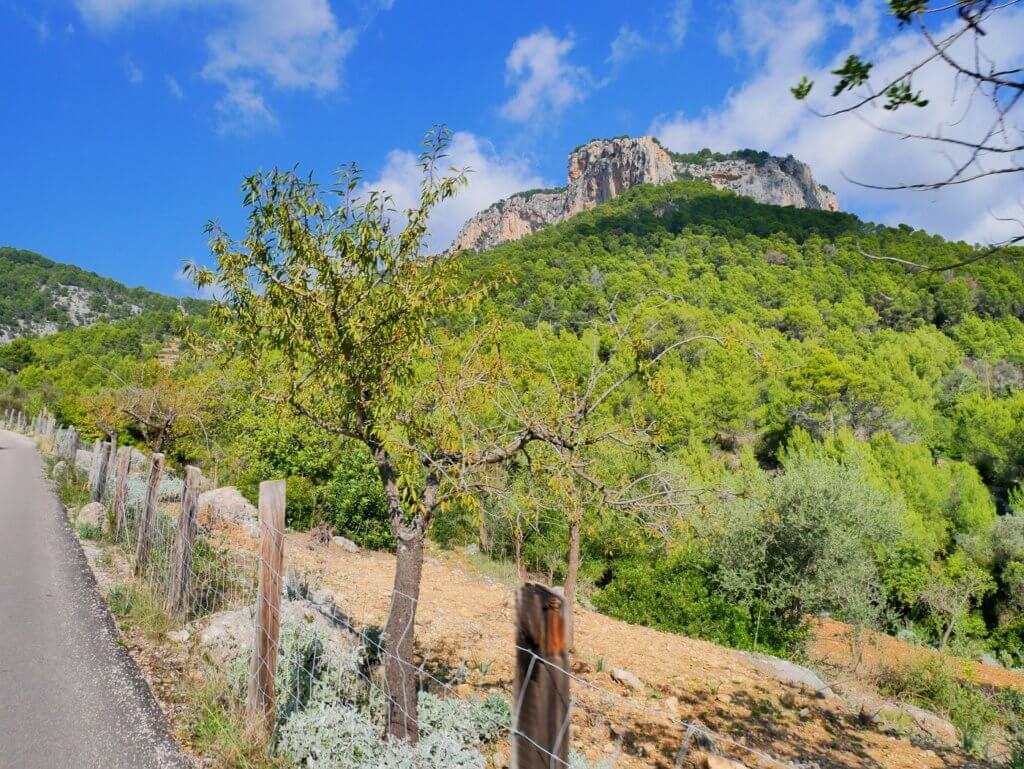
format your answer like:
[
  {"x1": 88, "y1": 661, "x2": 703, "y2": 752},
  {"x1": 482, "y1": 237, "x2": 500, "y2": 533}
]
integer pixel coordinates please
[{"x1": 190, "y1": 128, "x2": 567, "y2": 742}]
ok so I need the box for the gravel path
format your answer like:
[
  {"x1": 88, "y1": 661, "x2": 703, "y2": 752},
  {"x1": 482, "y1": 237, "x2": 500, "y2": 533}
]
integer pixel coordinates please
[{"x1": 0, "y1": 430, "x2": 192, "y2": 769}]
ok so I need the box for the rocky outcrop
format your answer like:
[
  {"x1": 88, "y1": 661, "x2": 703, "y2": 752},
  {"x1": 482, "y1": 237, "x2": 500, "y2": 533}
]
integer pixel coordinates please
[
  {"x1": 449, "y1": 136, "x2": 838, "y2": 253},
  {"x1": 676, "y1": 154, "x2": 838, "y2": 212}
]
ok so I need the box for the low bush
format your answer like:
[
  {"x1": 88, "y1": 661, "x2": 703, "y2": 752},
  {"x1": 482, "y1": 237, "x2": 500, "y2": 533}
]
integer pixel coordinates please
[{"x1": 875, "y1": 658, "x2": 999, "y2": 752}]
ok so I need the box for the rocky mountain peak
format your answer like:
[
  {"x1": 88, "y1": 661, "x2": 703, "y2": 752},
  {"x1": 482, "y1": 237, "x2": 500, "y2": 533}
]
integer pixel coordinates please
[{"x1": 449, "y1": 136, "x2": 839, "y2": 254}]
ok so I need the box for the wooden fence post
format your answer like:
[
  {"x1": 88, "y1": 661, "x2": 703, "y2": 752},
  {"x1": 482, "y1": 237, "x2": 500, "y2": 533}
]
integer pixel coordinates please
[
  {"x1": 513, "y1": 583, "x2": 571, "y2": 769},
  {"x1": 134, "y1": 453, "x2": 165, "y2": 576},
  {"x1": 88, "y1": 440, "x2": 102, "y2": 494},
  {"x1": 66, "y1": 427, "x2": 79, "y2": 463},
  {"x1": 92, "y1": 441, "x2": 111, "y2": 504},
  {"x1": 111, "y1": 447, "x2": 132, "y2": 538},
  {"x1": 247, "y1": 479, "x2": 286, "y2": 735},
  {"x1": 165, "y1": 466, "x2": 201, "y2": 619}
]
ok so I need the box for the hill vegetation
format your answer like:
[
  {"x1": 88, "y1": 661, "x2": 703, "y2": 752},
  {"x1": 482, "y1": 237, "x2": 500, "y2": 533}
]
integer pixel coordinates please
[
  {"x1": 0, "y1": 246, "x2": 205, "y2": 342},
  {"x1": 3, "y1": 179, "x2": 1024, "y2": 683}
]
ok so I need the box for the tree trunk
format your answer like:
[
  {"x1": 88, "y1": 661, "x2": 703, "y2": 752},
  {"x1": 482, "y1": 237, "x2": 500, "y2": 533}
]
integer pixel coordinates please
[
  {"x1": 383, "y1": 526, "x2": 425, "y2": 742},
  {"x1": 564, "y1": 517, "x2": 581, "y2": 650},
  {"x1": 514, "y1": 529, "x2": 524, "y2": 579},
  {"x1": 940, "y1": 617, "x2": 955, "y2": 652}
]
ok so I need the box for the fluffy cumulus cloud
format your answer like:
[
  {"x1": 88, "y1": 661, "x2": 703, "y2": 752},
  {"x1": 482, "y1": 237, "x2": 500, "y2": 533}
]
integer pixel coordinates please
[
  {"x1": 651, "y1": 0, "x2": 1024, "y2": 246},
  {"x1": 74, "y1": 0, "x2": 358, "y2": 131},
  {"x1": 500, "y1": 28, "x2": 591, "y2": 122},
  {"x1": 364, "y1": 131, "x2": 549, "y2": 252}
]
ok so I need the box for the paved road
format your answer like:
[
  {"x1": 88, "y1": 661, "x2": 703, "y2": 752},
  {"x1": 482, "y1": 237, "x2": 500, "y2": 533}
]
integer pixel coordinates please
[{"x1": 0, "y1": 430, "x2": 192, "y2": 769}]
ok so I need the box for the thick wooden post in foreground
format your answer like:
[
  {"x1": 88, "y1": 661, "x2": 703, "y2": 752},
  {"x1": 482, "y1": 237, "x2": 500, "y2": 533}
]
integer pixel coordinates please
[
  {"x1": 247, "y1": 479, "x2": 286, "y2": 735},
  {"x1": 134, "y1": 453, "x2": 165, "y2": 576},
  {"x1": 165, "y1": 466, "x2": 201, "y2": 619},
  {"x1": 111, "y1": 447, "x2": 132, "y2": 538},
  {"x1": 92, "y1": 441, "x2": 111, "y2": 503},
  {"x1": 513, "y1": 583, "x2": 571, "y2": 769}
]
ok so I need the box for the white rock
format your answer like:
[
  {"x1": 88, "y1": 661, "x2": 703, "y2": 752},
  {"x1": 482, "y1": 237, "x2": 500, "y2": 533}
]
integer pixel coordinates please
[
  {"x1": 167, "y1": 630, "x2": 191, "y2": 644},
  {"x1": 610, "y1": 668, "x2": 643, "y2": 690},
  {"x1": 78, "y1": 502, "x2": 107, "y2": 530},
  {"x1": 198, "y1": 599, "x2": 355, "y2": 667},
  {"x1": 331, "y1": 536, "x2": 360, "y2": 553},
  {"x1": 198, "y1": 486, "x2": 258, "y2": 537}
]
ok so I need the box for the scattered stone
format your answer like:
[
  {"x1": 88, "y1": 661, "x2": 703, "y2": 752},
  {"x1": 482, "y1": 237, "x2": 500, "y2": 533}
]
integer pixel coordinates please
[
  {"x1": 197, "y1": 486, "x2": 258, "y2": 537},
  {"x1": 738, "y1": 651, "x2": 834, "y2": 698},
  {"x1": 798, "y1": 707, "x2": 813, "y2": 721},
  {"x1": 664, "y1": 695, "x2": 679, "y2": 714},
  {"x1": 610, "y1": 668, "x2": 643, "y2": 690},
  {"x1": 716, "y1": 692, "x2": 733, "y2": 705},
  {"x1": 980, "y1": 653, "x2": 1003, "y2": 668},
  {"x1": 901, "y1": 703, "x2": 958, "y2": 746},
  {"x1": 331, "y1": 535, "x2": 360, "y2": 553},
  {"x1": 51, "y1": 460, "x2": 68, "y2": 480},
  {"x1": 699, "y1": 753, "x2": 749, "y2": 769},
  {"x1": 167, "y1": 630, "x2": 190, "y2": 644},
  {"x1": 463, "y1": 543, "x2": 479, "y2": 555},
  {"x1": 311, "y1": 589, "x2": 334, "y2": 606},
  {"x1": 78, "y1": 501, "x2": 107, "y2": 529},
  {"x1": 75, "y1": 448, "x2": 93, "y2": 473},
  {"x1": 198, "y1": 598, "x2": 356, "y2": 668}
]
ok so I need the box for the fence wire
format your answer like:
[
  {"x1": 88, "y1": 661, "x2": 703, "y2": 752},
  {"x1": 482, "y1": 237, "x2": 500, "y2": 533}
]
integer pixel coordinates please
[{"x1": 15, "y1": 417, "x2": 804, "y2": 769}]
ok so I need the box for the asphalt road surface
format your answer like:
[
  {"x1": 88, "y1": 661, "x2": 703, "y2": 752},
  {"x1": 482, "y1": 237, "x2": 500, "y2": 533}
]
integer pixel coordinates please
[{"x1": 0, "y1": 430, "x2": 192, "y2": 769}]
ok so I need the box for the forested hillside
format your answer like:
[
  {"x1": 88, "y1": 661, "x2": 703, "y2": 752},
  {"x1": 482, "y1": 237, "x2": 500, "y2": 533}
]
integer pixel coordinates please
[
  {"x1": 0, "y1": 246, "x2": 205, "y2": 342},
  {"x1": 3, "y1": 179, "x2": 1023, "y2": 673}
]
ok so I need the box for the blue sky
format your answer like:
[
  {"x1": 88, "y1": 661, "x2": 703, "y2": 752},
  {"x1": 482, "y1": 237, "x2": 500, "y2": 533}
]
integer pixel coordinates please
[{"x1": 2, "y1": 0, "x2": 1022, "y2": 297}]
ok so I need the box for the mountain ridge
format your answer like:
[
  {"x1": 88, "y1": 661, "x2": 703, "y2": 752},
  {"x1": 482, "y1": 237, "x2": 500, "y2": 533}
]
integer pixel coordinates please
[
  {"x1": 0, "y1": 246, "x2": 205, "y2": 343},
  {"x1": 450, "y1": 136, "x2": 838, "y2": 253}
]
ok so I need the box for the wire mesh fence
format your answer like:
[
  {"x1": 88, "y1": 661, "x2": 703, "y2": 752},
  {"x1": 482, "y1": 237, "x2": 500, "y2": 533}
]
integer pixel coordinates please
[{"x1": 12, "y1": 415, "x2": 805, "y2": 769}]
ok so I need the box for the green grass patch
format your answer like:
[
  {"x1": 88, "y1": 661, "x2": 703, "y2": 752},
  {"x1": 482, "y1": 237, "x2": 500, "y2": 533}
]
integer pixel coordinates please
[
  {"x1": 180, "y1": 675, "x2": 282, "y2": 769},
  {"x1": 106, "y1": 582, "x2": 172, "y2": 641}
]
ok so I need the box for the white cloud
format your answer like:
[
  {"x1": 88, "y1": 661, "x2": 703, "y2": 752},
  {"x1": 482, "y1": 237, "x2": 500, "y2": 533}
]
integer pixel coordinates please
[
  {"x1": 364, "y1": 131, "x2": 550, "y2": 252},
  {"x1": 500, "y1": 28, "x2": 591, "y2": 122},
  {"x1": 608, "y1": 26, "x2": 647, "y2": 66},
  {"x1": 215, "y1": 79, "x2": 276, "y2": 134},
  {"x1": 165, "y1": 74, "x2": 184, "y2": 99},
  {"x1": 74, "y1": 0, "x2": 357, "y2": 130},
  {"x1": 667, "y1": 0, "x2": 691, "y2": 47},
  {"x1": 650, "y1": 0, "x2": 1024, "y2": 246},
  {"x1": 124, "y1": 55, "x2": 144, "y2": 83}
]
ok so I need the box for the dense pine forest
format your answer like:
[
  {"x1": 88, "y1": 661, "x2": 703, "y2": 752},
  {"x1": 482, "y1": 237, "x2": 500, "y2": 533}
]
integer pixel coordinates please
[{"x1": 3, "y1": 179, "x2": 1023, "y2": 667}]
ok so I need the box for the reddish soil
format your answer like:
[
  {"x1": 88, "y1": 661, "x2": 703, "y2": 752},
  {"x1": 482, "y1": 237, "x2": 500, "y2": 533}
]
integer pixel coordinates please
[{"x1": 212, "y1": 521, "x2": 1011, "y2": 769}]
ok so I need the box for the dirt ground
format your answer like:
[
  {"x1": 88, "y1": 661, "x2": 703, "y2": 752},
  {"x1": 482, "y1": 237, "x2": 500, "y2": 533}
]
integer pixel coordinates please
[
  {"x1": 810, "y1": 617, "x2": 1024, "y2": 691},
  {"x1": 211, "y1": 521, "x2": 1014, "y2": 769}
]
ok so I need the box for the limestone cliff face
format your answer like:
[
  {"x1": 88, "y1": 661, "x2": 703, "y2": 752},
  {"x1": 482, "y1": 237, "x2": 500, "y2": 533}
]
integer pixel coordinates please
[{"x1": 449, "y1": 136, "x2": 839, "y2": 253}]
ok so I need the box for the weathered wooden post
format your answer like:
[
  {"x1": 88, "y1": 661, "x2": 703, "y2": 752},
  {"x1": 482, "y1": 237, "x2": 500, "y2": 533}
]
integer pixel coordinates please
[
  {"x1": 88, "y1": 440, "x2": 102, "y2": 494},
  {"x1": 66, "y1": 427, "x2": 79, "y2": 463},
  {"x1": 92, "y1": 441, "x2": 112, "y2": 503},
  {"x1": 134, "y1": 453, "x2": 165, "y2": 577},
  {"x1": 111, "y1": 447, "x2": 132, "y2": 538},
  {"x1": 513, "y1": 583, "x2": 571, "y2": 769},
  {"x1": 247, "y1": 479, "x2": 286, "y2": 735},
  {"x1": 165, "y1": 466, "x2": 201, "y2": 619}
]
